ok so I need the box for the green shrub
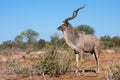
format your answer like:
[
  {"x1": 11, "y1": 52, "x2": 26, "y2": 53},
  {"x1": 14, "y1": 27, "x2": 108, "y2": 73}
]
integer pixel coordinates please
[
  {"x1": 36, "y1": 49, "x2": 60, "y2": 76},
  {"x1": 108, "y1": 64, "x2": 120, "y2": 80},
  {"x1": 33, "y1": 39, "x2": 46, "y2": 50},
  {"x1": 7, "y1": 60, "x2": 31, "y2": 78},
  {"x1": 110, "y1": 65, "x2": 120, "y2": 80},
  {"x1": 35, "y1": 48, "x2": 72, "y2": 77}
]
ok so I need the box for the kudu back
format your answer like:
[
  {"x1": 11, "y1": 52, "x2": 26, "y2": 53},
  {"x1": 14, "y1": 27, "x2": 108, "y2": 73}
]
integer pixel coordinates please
[{"x1": 57, "y1": 6, "x2": 100, "y2": 74}]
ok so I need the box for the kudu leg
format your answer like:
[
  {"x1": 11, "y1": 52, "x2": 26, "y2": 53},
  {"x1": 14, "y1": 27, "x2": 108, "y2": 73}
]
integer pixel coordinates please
[
  {"x1": 74, "y1": 50, "x2": 79, "y2": 73},
  {"x1": 75, "y1": 54, "x2": 79, "y2": 73},
  {"x1": 80, "y1": 51, "x2": 84, "y2": 74},
  {"x1": 94, "y1": 50, "x2": 99, "y2": 74},
  {"x1": 74, "y1": 50, "x2": 84, "y2": 75}
]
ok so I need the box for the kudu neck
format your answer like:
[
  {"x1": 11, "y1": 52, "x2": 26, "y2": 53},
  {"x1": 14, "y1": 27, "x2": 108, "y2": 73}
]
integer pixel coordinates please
[
  {"x1": 63, "y1": 23, "x2": 79, "y2": 49},
  {"x1": 63, "y1": 23, "x2": 79, "y2": 40},
  {"x1": 66, "y1": 24, "x2": 78, "y2": 35}
]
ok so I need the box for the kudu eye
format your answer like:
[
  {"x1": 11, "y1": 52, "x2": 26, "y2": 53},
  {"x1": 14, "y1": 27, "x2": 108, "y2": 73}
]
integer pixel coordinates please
[{"x1": 64, "y1": 23, "x2": 69, "y2": 27}]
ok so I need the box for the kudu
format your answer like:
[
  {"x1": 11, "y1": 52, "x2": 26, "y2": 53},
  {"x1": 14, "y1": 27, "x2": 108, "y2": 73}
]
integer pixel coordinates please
[{"x1": 57, "y1": 6, "x2": 100, "y2": 74}]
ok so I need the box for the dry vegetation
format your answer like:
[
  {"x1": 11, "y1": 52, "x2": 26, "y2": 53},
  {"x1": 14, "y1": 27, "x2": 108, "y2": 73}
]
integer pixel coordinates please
[{"x1": 0, "y1": 47, "x2": 120, "y2": 80}]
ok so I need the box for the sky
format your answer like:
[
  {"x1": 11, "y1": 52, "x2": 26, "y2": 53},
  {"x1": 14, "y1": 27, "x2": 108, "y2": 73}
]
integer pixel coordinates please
[{"x1": 0, "y1": 0, "x2": 120, "y2": 44}]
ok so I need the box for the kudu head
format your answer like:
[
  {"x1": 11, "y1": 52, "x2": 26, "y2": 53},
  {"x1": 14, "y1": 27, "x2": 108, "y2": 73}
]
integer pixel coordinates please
[{"x1": 57, "y1": 5, "x2": 85, "y2": 32}]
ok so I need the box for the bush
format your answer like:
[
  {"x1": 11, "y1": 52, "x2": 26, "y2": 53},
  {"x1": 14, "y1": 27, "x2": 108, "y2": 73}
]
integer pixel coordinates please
[
  {"x1": 110, "y1": 65, "x2": 120, "y2": 80},
  {"x1": 1, "y1": 40, "x2": 13, "y2": 49},
  {"x1": 107, "y1": 64, "x2": 120, "y2": 80},
  {"x1": 35, "y1": 48, "x2": 72, "y2": 77},
  {"x1": 41, "y1": 50, "x2": 60, "y2": 76},
  {"x1": 6, "y1": 60, "x2": 32, "y2": 78},
  {"x1": 38, "y1": 39, "x2": 46, "y2": 49}
]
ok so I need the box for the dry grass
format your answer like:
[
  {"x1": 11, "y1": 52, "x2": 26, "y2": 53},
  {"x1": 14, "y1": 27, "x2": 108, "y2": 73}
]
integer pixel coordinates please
[{"x1": 0, "y1": 48, "x2": 120, "y2": 80}]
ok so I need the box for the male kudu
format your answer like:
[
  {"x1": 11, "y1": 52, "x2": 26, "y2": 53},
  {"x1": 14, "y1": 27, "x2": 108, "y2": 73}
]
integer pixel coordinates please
[{"x1": 57, "y1": 6, "x2": 100, "y2": 74}]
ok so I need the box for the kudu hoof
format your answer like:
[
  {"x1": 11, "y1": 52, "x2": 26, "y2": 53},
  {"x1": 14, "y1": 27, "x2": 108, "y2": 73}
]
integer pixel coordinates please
[
  {"x1": 96, "y1": 71, "x2": 99, "y2": 74},
  {"x1": 79, "y1": 73, "x2": 84, "y2": 76}
]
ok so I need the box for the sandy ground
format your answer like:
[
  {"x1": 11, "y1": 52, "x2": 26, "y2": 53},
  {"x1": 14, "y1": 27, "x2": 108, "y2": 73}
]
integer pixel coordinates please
[{"x1": 0, "y1": 50, "x2": 120, "y2": 80}]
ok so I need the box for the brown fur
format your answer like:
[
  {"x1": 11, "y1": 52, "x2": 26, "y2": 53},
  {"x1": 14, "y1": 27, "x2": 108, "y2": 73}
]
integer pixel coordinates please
[{"x1": 57, "y1": 6, "x2": 100, "y2": 74}]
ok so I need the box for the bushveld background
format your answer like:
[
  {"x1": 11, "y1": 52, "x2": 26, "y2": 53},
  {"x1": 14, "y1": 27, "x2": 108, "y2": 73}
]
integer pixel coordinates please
[{"x1": 0, "y1": 27, "x2": 120, "y2": 80}]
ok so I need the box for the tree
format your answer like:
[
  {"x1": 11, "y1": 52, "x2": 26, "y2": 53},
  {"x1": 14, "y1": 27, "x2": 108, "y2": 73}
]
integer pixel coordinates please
[
  {"x1": 21, "y1": 29, "x2": 39, "y2": 43},
  {"x1": 50, "y1": 33, "x2": 59, "y2": 46},
  {"x1": 100, "y1": 35, "x2": 111, "y2": 41},
  {"x1": 13, "y1": 29, "x2": 39, "y2": 49},
  {"x1": 14, "y1": 35, "x2": 27, "y2": 49},
  {"x1": 14, "y1": 35, "x2": 23, "y2": 43},
  {"x1": 112, "y1": 36, "x2": 120, "y2": 47},
  {"x1": 75, "y1": 25, "x2": 95, "y2": 34},
  {"x1": 100, "y1": 35, "x2": 114, "y2": 48},
  {"x1": 37, "y1": 39, "x2": 46, "y2": 49},
  {"x1": 50, "y1": 33, "x2": 65, "y2": 47},
  {"x1": 2, "y1": 40, "x2": 12, "y2": 49}
]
